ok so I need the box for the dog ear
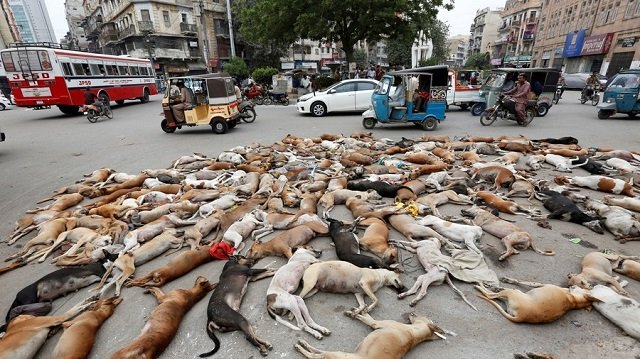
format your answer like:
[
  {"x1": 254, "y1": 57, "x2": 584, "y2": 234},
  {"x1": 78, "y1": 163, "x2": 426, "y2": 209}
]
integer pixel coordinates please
[
  {"x1": 584, "y1": 294, "x2": 603, "y2": 303},
  {"x1": 567, "y1": 273, "x2": 576, "y2": 279}
]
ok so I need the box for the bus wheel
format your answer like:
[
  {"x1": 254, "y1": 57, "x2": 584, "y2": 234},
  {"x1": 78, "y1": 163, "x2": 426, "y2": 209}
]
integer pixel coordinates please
[
  {"x1": 141, "y1": 88, "x2": 150, "y2": 103},
  {"x1": 116, "y1": 100, "x2": 125, "y2": 105},
  {"x1": 211, "y1": 119, "x2": 228, "y2": 134},
  {"x1": 58, "y1": 105, "x2": 79, "y2": 115}
]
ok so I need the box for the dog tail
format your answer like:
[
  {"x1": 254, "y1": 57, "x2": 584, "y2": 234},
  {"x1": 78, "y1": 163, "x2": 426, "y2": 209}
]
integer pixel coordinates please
[
  {"x1": 199, "y1": 321, "x2": 221, "y2": 357},
  {"x1": 530, "y1": 244, "x2": 555, "y2": 257}
]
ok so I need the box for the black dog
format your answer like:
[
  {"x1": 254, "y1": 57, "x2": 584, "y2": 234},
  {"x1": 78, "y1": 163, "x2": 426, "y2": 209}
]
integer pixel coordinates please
[
  {"x1": 0, "y1": 258, "x2": 113, "y2": 332},
  {"x1": 533, "y1": 136, "x2": 579, "y2": 145},
  {"x1": 201, "y1": 256, "x2": 273, "y2": 357},
  {"x1": 534, "y1": 191, "x2": 604, "y2": 234},
  {"x1": 571, "y1": 156, "x2": 607, "y2": 175},
  {"x1": 347, "y1": 180, "x2": 400, "y2": 198},
  {"x1": 326, "y1": 217, "x2": 383, "y2": 269}
]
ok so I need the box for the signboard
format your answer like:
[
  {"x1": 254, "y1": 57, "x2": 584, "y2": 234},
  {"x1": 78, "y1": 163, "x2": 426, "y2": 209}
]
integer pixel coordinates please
[
  {"x1": 21, "y1": 87, "x2": 52, "y2": 97},
  {"x1": 622, "y1": 37, "x2": 636, "y2": 48},
  {"x1": 281, "y1": 62, "x2": 294, "y2": 70},
  {"x1": 563, "y1": 30, "x2": 586, "y2": 58},
  {"x1": 490, "y1": 58, "x2": 502, "y2": 65},
  {"x1": 580, "y1": 33, "x2": 613, "y2": 56}
]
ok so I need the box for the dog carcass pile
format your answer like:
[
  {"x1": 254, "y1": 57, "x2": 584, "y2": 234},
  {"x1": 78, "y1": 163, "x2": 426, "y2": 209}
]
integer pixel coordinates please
[{"x1": 1, "y1": 132, "x2": 639, "y2": 358}]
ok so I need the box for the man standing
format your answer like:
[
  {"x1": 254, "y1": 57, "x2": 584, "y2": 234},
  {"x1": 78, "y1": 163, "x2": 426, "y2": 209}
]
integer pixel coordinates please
[
  {"x1": 503, "y1": 73, "x2": 531, "y2": 125},
  {"x1": 300, "y1": 75, "x2": 311, "y2": 94}
]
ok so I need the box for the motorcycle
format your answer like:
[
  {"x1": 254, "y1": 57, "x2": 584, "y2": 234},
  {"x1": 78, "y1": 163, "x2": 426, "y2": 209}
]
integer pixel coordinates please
[
  {"x1": 238, "y1": 100, "x2": 256, "y2": 123},
  {"x1": 580, "y1": 85, "x2": 600, "y2": 106},
  {"x1": 83, "y1": 99, "x2": 113, "y2": 123},
  {"x1": 553, "y1": 84, "x2": 564, "y2": 104},
  {"x1": 242, "y1": 86, "x2": 268, "y2": 105},
  {"x1": 479, "y1": 94, "x2": 536, "y2": 127},
  {"x1": 267, "y1": 91, "x2": 289, "y2": 106}
]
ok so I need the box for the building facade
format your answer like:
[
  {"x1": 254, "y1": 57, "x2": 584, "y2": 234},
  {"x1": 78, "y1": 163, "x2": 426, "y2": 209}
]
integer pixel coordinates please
[
  {"x1": 64, "y1": 0, "x2": 89, "y2": 50},
  {"x1": 8, "y1": 0, "x2": 55, "y2": 43},
  {"x1": 492, "y1": 0, "x2": 542, "y2": 67},
  {"x1": 533, "y1": 0, "x2": 640, "y2": 77},
  {"x1": 469, "y1": 7, "x2": 502, "y2": 58},
  {"x1": 0, "y1": 0, "x2": 21, "y2": 48},
  {"x1": 446, "y1": 34, "x2": 469, "y2": 67},
  {"x1": 412, "y1": 31, "x2": 433, "y2": 68}
]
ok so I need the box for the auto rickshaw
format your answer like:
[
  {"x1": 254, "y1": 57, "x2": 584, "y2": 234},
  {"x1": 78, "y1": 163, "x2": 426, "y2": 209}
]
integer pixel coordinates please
[
  {"x1": 161, "y1": 74, "x2": 240, "y2": 134},
  {"x1": 597, "y1": 69, "x2": 640, "y2": 119},
  {"x1": 478, "y1": 67, "x2": 560, "y2": 117},
  {"x1": 361, "y1": 65, "x2": 448, "y2": 131}
]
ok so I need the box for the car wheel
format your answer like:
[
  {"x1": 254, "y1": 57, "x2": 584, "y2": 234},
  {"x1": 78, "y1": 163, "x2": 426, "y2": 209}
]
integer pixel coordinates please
[
  {"x1": 161, "y1": 119, "x2": 176, "y2": 133},
  {"x1": 310, "y1": 102, "x2": 327, "y2": 117},
  {"x1": 598, "y1": 110, "x2": 612, "y2": 120},
  {"x1": 421, "y1": 117, "x2": 438, "y2": 131},
  {"x1": 0, "y1": 103, "x2": 5, "y2": 111},
  {"x1": 470, "y1": 103, "x2": 485, "y2": 116},
  {"x1": 362, "y1": 117, "x2": 377, "y2": 129},
  {"x1": 211, "y1": 119, "x2": 228, "y2": 134},
  {"x1": 537, "y1": 103, "x2": 549, "y2": 117}
]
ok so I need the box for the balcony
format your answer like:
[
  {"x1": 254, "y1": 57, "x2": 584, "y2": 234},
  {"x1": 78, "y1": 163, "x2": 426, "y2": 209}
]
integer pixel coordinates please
[
  {"x1": 523, "y1": 32, "x2": 535, "y2": 41},
  {"x1": 100, "y1": 28, "x2": 119, "y2": 43},
  {"x1": 180, "y1": 22, "x2": 197, "y2": 35},
  {"x1": 138, "y1": 21, "x2": 154, "y2": 33},
  {"x1": 118, "y1": 25, "x2": 136, "y2": 40},
  {"x1": 510, "y1": 20, "x2": 521, "y2": 28}
]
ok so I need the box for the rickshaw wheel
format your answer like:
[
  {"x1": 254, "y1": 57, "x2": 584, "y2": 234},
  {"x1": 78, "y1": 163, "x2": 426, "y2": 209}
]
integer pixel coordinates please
[
  {"x1": 522, "y1": 109, "x2": 535, "y2": 127},
  {"x1": 459, "y1": 104, "x2": 469, "y2": 110},
  {"x1": 470, "y1": 103, "x2": 485, "y2": 116},
  {"x1": 479, "y1": 110, "x2": 497, "y2": 126},
  {"x1": 362, "y1": 117, "x2": 377, "y2": 129},
  {"x1": 598, "y1": 110, "x2": 612, "y2": 120},
  {"x1": 421, "y1": 117, "x2": 438, "y2": 131},
  {"x1": 211, "y1": 119, "x2": 228, "y2": 134},
  {"x1": 161, "y1": 119, "x2": 176, "y2": 133},
  {"x1": 537, "y1": 103, "x2": 549, "y2": 117}
]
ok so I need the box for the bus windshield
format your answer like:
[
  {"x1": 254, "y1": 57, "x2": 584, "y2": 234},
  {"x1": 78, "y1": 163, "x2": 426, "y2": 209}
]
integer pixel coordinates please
[{"x1": 1, "y1": 50, "x2": 52, "y2": 72}]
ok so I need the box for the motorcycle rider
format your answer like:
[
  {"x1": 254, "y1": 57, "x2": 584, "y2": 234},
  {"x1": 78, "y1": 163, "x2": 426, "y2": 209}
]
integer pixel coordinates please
[
  {"x1": 583, "y1": 71, "x2": 600, "y2": 99},
  {"x1": 557, "y1": 74, "x2": 566, "y2": 98},
  {"x1": 502, "y1": 73, "x2": 531, "y2": 125},
  {"x1": 83, "y1": 87, "x2": 104, "y2": 114}
]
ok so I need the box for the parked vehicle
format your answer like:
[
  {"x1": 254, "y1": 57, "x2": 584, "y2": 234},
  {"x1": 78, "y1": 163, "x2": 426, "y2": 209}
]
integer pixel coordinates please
[
  {"x1": 361, "y1": 65, "x2": 448, "y2": 131},
  {"x1": 238, "y1": 100, "x2": 256, "y2": 123},
  {"x1": 447, "y1": 68, "x2": 482, "y2": 111},
  {"x1": 297, "y1": 79, "x2": 379, "y2": 117},
  {"x1": 597, "y1": 69, "x2": 640, "y2": 119},
  {"x1": 161, "y1": 74, "x2": 240, "y2": 134},
  {"x1": 580, "y1": 86, "x2": 600, "y2": 106},
  {"x1": 0, "y1": 95, "x2": 12, "y2": 111},
  {"x1": 563, "y1": 72, "x2": 607, "y2": 89},
  {"x1": 83, "y1": 98, "x2": 113, "y2": 123},
  {"x1": 268, "y1": 91, "x2": 289, "y2": 106},
  {"x1": 242, "y1": 85, "x2": 268, "y2": 105},
  {"x1": 479, "y1": 94, "x2": 537, "y2": 127},
  {"x1": 478, "y1": 67, "x2": 560, "y2": 118}
]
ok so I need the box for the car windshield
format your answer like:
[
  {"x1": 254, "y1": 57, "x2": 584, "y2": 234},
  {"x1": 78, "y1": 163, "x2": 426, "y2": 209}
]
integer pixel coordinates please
[{"x1": 607, "y1": 73, "x2": 640, "y2": 89}]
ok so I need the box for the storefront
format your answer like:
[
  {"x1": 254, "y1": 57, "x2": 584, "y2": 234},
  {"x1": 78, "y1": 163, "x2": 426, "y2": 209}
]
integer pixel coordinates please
[
  {"x1": 604, "y1": 31, "x2": 640, "y2": 77},
  {"x1": 562, "y1": 30, "x2": 613, "y2": 74},
  {"x1": 562, "y1": 30, "x2": 586, "y2": 73}
]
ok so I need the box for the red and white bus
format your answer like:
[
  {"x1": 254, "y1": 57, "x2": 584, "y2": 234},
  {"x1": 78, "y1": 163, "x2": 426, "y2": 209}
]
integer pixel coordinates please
[{"x1": 0, "y1": 43, "x2": 158, "y2": 114}]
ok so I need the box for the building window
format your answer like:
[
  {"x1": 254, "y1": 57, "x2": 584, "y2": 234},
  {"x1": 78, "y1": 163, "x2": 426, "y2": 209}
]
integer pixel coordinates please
[
  {"x1": 163, "y1": 11, "x2": 170, "y2": 27},
  {"x1": 141, "y1": 9, "x2": 151, "y2": 22},
  {"x1": 182, "y1": 13, "x2": 187, "y2": 23}
]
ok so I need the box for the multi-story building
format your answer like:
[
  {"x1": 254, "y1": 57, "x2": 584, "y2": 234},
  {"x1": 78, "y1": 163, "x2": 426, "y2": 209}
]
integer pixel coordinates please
[
  {"x1": 7, "y1": 0, "x2": 55, "y2": 43},
  {"x1": 65, "y1": 0, "x2": 89, "y2": 50},
  {"x1": 80, "y1": 0, "x2": 235, "y2": 78},
  {"x1": 533, "y1": 0, "x2": 640, "y2": 77},
  {"x1": 493, "y1": 0, "x2": 542, "y2": 67},
  {"x1": 280, "y1": 39, "x2": 334, "y2": 73},
  {"x1": 412, "y1": 31, "x2": 433, "y2": 68},
  {"x1": 446, "y1": 34, "x2": 469, "y2": 67},
  {"x1": 469, "y1": 7, "x2": 502, "y2": 58},
  {"x1": 0, "y1": 0, "x2": 21, "y2": 48}
]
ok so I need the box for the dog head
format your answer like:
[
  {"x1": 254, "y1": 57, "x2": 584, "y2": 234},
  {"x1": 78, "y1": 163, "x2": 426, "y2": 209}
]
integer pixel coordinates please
[
  {"x1": 567, "y1": 273, "x2": 591, "y2": 289},
  {"x1": 291, "y1": 246, "x2": 322, "y2": 261},
  {"x1": 383, "y1": 270, "x2": 405, "y2": 292},
  {"x1": 582, "y1": 219, "x2": 605, "y2": 234}
]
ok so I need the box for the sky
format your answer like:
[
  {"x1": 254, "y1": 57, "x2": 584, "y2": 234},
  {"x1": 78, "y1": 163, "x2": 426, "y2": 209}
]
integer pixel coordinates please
[
  {"x1": 439, "y1": 0, "x2": 508, "y2": 37},
  {"x1": 45, "y1": 0, "x2": 508, "y2": 43}
]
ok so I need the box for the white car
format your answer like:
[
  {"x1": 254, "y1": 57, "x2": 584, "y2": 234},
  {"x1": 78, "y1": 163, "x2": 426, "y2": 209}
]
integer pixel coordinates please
[
  {"x1": 0, "y1": 95, "x2": 13, "y2": 111},
  {"x1": 297, "y1": 79, "x2": 380, "y2": 117}
]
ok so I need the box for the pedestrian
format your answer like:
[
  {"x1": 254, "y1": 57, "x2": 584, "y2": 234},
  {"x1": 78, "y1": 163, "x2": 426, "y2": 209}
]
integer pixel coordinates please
[
  {"x1": 367, "y1": 66, "x2": 376, "y2": 79},
  {"x1": 300, "y1": 75, "x2": 311, "y2": 94},
  {"x1": 311, "y1": 74, "x2": 319, "y2": 93},
  {"x1": 375, "y1": 66, "x2": 384, "y2": 81}
]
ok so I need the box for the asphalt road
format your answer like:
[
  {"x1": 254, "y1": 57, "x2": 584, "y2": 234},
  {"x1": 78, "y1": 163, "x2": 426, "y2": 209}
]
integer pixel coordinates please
[{"x1": 0, "y1": 92, "x2": 639, "y2": 358}]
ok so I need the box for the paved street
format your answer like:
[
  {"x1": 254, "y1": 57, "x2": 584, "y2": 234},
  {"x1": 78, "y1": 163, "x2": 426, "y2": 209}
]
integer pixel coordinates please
[{"x1": 0, "y1": 92, "x2": 639, "y2": 358}]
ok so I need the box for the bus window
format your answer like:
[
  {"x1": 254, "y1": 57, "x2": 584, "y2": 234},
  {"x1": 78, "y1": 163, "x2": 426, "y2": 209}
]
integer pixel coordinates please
[
  {"x1": 82, "y1": 64, "x2": 91, "y2": 76},
  {"x1": 61, "y1": 62, "x2": 73, "y2": 76},
  {"x1": 106, "y1": 65, "x2": 117, "y2": 75},
  {"x1": 72, "y1": 63, "x2": 85, "y2": 76},
  {"x1": 129, "y1": 66, "x2": 139, "y2": 75},
  {"x1": 97, "y1": 64, "x2": 106, "y2": 75},
  {"x1": 138, "y1": 66, "x2": 147, "y2": 76},
  {"x1": 118, "y1": 65, "x2": 129, "y2": 75},
  {"x1": 89, "y1": 64, "x2": 100, "y2": 75}
]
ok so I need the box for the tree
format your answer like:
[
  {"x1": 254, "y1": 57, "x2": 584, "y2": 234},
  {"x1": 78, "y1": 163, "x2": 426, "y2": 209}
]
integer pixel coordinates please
[
  {"x1": 238, "y1": 0, "x2": 454, "y2": 63},
  {"x1": 386, "y1": 39, "x2": 413, "y2": 68},
  {"x1": 465, "y1": 52, "x2": 491, "y2": 70},
  {"x1": 223, "y1": 57, "x2": 250, "y2": 79},
  {"x1": 252, "y1": 67, "x2": 279, "y2": 86},
  {"x1": 428, "y1": 20, "x2": 450, "y2": 65}
]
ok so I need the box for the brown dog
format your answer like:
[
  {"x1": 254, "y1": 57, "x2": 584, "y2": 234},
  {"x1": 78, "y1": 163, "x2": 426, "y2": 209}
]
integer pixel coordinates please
[
  {"x1": 53, "y1": 297, "x2": 122, "y2": 359},
  {"x1": 109, "y1": 277, "x2": 215, "y2": 359},
  {"x1": 247, "y1": 224, "x2": 320, "y2": 259},
  {"x1": 475, "y1": 283, "x2": 597, "y2": 323},
  {"x1": 471, "y1": 165, "x2": 516, "y2": 189},
  {"x1": 295, "y1": 312, "x2": 445, "y2": 359},
  {"x1": 568, "y1": 252, "x2": 629, "y2": 295},
  {"x1": 127, "y1": 246, "x2": 212, "y2": 288},
  {"x1": 358, "y1": 217, "x2": 397, "y2": 266}
]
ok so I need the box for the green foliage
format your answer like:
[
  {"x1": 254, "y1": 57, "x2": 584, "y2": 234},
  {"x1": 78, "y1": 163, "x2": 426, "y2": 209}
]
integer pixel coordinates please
[
  {"x1": 251, "y1": 67, "x2": 279, "y2": 85},
  {"x1": 465, "y1": 53, "x2": 491, "y2": 70},
  {"x1": 353, "y1": 49, "x2": 368, "y2": 69},
  {"x1": 429, "y1": 20, "x2": 450, "y2": 65},
  {"x1": 386, "y1": 39, "x2": 413, "y2": 68},
  {"x1": 316, "y1": 76, "x2": 338, "y2": 90},
  {"x1": 223, "y1": 57, "x2": 250, "y2": 79},
  {"x1": 238, "y1": 0, "x2": 454, "y2": 63}
]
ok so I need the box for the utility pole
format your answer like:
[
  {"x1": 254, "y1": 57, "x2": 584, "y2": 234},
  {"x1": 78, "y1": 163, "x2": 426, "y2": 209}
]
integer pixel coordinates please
[
  {"x1": 225, "y1": 0, "x2": 236, "y2": 58},
  {"x1": 199, "y1": 0, "x2": 211, "y2": 72}
]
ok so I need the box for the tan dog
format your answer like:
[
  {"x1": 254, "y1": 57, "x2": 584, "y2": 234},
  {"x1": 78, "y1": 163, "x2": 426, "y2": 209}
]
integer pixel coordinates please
[
  {"x1": 319, "y1": 189, "x2": 382, "y2": 218},
  {"x1": 388, "y1": 214, "x2": 445, "y2": 242},
  {"x1": 603, "y1": 195, "x2": 640, "y2": 213},
  {"x1": 394, "y1": 179, "x2": 427, "y2": 203},
  {"x1": 358, "y1": 217, "x2": 397, "y2": 266},
  {"x1": 109, "y1": 276, "x2": 215, "y2": 359},
  {"x1": 126, "y1": 246, "x2": 212, "y2": 288},
  {"x1": 606, "y1": 255, "x2": 640, "y2": 281},
  {"x1": 53, "y1": 297, "x2": 122, "y2": 359},
  {"x1": 471, "y1": 165, "x2": 516, "y2": 189},
  {"x1": 345, "y1": 198, "x2": 399, "y2": 220},
  {"x1": 475, "y1": 282, "x2": 597, "y2": 323},
  {"x1": 295, "y1": 312, "x2": 445, "y2": 359},
  {"x1": 568, "y1": 252, "x2": 629, "y2": 295},
  {"x1": 6, "y1": 218, "x2": 75, "y2": 260},
  {"x1": 416, "y1": 190, "x2": 472, "y2": 217},
  {"x1": 0, "y1": 300, "x2": 93, "y2": 359},
  {"x1": 298, "y1": 261, "x2": 404, "y2": 314},
  {"x1": 247, "y1": 224, "x2": 321, "y2": 259},
  {"x1": 473, "y1": 191, "x2": 539, "y2": 216}
]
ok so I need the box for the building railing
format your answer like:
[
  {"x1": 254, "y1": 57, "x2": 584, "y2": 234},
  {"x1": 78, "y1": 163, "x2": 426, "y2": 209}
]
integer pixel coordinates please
[
  {"x1": 138, "y1": 21, "x2": 154, "y2": 33},
  {"x1": 118, "y1": 25, "x2": 136, "y2": 39},
  {"x1": 180, "y1": 23, "x2": 197, "y2": 34}
]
